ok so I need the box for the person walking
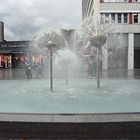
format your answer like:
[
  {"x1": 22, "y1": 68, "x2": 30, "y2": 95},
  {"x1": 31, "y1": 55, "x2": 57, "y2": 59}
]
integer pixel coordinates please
[
  {"x1": 36, "y1": 63, "x2": 43, "y2": 79},
  {"x1": 88, "y1": 55, "x2": 96, "y2": 78},
  {"x1": 25, "y1": 61, "x2": 32, "y2": 79}
]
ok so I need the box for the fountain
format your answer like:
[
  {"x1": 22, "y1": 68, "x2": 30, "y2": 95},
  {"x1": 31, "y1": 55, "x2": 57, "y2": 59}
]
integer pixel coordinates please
[
  {"x1": 80, "y1": 16, "x2": 114, "y2": 88},
  {"x1": 54, "y1": 48, "x2": 79, "y2": 85},
  {"x1": 37, "y1": 30, "x2": 65, "y2": 91},
  {"x1": 1, "y1": 13, "x2": 140, "y2": 139},
  {"x1": 0, "y1": 16, "x2": 140, "y2": 114}
]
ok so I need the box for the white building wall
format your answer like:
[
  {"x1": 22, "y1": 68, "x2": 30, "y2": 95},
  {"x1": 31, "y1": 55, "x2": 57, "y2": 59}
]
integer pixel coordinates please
[
  {"x1": 107, "y1": 24, "x2": 140, "y2": 33},
  {"x1": 100, "y1": 3, "x2": 140, "y2": 12},
  {"x1": 128, "y1": 33, "x2": 134, "y2": 69}
]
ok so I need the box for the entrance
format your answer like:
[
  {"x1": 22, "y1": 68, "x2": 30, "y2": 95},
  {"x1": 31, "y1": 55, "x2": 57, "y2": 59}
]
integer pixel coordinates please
[
  {"x1": 134, "y1": 48, "x2": 140, "y2": 78},
  {"x1": 134, "y1": 48, "x2": 140, "y2": 68},
  {"x1": 12, "y1": 54, "x2": 26, "y2": 68},
  {"x1": 0, "y1": 55, "x2": 12, "y2": 68}
]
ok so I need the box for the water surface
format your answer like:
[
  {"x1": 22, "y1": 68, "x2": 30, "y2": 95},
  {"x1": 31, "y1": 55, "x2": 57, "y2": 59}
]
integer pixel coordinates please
[{"x1": 0, "y1": 79, "x2": 140, "y2": 113}]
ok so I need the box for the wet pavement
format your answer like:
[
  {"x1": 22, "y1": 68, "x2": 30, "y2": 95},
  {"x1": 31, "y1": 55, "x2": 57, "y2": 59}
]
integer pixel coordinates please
[
  {"x1": 0, "y1": 68, "x2": 139, "y2": 80},
  {"x1": 0, "y1": 68, "x2": 48, "y2": 80}
]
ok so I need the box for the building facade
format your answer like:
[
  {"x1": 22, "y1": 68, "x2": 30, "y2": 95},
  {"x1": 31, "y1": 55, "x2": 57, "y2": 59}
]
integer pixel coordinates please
[
  {"x1": 0, "y1": 40, "x2": 33, "y2": 68},
  {"x1": 82, "y1": 0, "x2": 140, "y2": 70},
  {"x1": 0, "y1": 21, "x2": 42, "y2": 68},
  {"x1": 0, "y1": 21, "x2": 78, "y2": 69}
]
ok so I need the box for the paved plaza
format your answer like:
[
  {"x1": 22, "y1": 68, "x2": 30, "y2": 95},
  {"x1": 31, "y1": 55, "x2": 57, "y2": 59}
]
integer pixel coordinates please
[
  {"x1": 0, "y1": 68, "x2": 139, "y2": 80},
  {"x1": 0, "y1": 68, "x2": 48, "y2": 80}
]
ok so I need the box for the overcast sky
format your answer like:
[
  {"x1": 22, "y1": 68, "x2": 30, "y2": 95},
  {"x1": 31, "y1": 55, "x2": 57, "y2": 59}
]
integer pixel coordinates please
[{"x1": 0, "y1": 0, "x2": 82, "y2": 41}]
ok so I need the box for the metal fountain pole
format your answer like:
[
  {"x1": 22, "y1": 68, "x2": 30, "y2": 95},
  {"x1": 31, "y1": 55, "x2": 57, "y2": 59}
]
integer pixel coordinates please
[
  {"x1": 50, "y1": 47, "x2": 53, "y2": 92},
  {"x1": 96, "y1": 46, "x2": 100, "y2": 88}
]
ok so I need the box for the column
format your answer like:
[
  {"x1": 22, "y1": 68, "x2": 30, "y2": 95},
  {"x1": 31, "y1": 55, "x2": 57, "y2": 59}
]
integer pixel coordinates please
[
  {"x1": 129, "y1": 13, "x2": 132, "y2": 24},
  {"x1": 0, "y1": 21, "x2": 4, "y2": 42},
  {"x1": 0, "y1": 56, "x2": 1, "y2": 67},
  {"x1": 128, "y1": 33, "x2": 134, "y2": 70}
]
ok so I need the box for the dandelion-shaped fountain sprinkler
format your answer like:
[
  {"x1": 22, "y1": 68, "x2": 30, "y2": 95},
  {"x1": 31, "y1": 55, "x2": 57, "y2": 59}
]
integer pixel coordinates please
[
  {"x1": 38, "y1": 31, "x2": 65, "y2": 91},
  {"x1": 90, "y1": 34, "x2": 106, "y2": 88},
  {"x1": 81, "y1": 16, "x2": 113, "y2": 88}
]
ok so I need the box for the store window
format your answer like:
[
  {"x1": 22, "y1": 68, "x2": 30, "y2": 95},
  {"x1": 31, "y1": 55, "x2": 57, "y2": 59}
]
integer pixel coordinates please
[
  {"x1": 0, "y1": 55, "x2": 12, "y2": 68},
  {"x1": 32, "y1": 55, "x2": 42, "y2": 67},
  {"x1": 12, "y1": 54, "x2": 26, "y2": 67}
]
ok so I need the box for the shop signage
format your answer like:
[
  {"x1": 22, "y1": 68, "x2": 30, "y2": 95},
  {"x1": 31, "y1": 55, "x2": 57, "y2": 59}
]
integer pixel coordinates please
[
  {"x1": 0, "y1": 41, "x2": 32, "y2": 48},
  {"x1": 0, "y1": 44, "x2": 28, "y2": 48}
]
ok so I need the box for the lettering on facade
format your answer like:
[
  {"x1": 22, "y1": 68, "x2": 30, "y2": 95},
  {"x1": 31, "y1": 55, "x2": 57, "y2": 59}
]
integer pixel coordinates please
[
  {"x1": 0, "y1": 44, "x2": 7, "y2": 47},
  {"x1": 0, "y1": 44, "x2": 28, "y2": 48}
]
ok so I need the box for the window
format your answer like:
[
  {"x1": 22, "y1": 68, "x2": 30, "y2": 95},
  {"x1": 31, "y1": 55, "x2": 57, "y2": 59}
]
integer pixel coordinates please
[
  {"x1": 133, "y1": 0, "x2": 140, "y2": 2},
  {"x1": 123, "y1": 14, "x2": 128, "y2": 23},
  {"x1": 133, "y1": 13, "x2": 138, "y2": 23},
  {"x1": 103, "y1": 0, "x2": 128, "y2": 2},
  {"x1": 105, "y1": 13, "x2": 109, "y2": 23},
  {"x1": 103, "y1": 13, "x2": 129, "y2": 24},
  {"x1": 111, "y1": 13, "x2": 115, "y2": 23},
  {"x1": 118, "y1": 14, "x2": 122, "y2": 23},
  {"x1": 133, "y1": 13, "x2": 140, "y2": 23}
]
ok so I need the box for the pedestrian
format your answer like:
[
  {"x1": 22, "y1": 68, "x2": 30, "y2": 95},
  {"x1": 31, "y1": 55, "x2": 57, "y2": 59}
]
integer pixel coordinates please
[
  {"x1": 12, "y1": 58, "x2": 17, "y2": 68},
  {"x1": 88, "y1": 55, "x2": 96, "y2": 78},
  {"x1": 36, "y1": 63, "x2": 43, "y2": 79},
  {"x1": 25, "y1": 61, "x2": 32, "y2": 79}
]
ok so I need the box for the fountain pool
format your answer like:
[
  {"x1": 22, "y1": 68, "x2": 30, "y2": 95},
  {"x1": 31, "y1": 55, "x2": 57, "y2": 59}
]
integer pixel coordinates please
[{"x1": 0, "y1": 79, "x2": 140, "y2": 113}]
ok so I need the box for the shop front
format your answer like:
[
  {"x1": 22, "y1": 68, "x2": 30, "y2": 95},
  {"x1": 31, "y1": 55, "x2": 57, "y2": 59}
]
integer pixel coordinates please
[
  {"x1": 12, "y1": 52, "x2": 29, "y2": 68},
  {"x1": 0, "y1": 54, "x2": 11, "y2": 68},
  {"x1": 0, "y1": 41, "x2": 33, "y2": 68}
]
